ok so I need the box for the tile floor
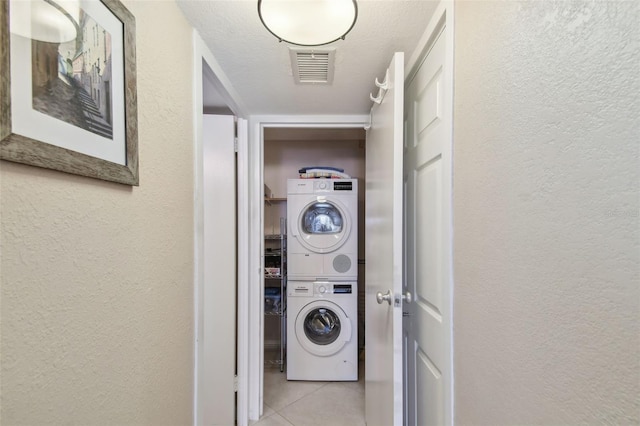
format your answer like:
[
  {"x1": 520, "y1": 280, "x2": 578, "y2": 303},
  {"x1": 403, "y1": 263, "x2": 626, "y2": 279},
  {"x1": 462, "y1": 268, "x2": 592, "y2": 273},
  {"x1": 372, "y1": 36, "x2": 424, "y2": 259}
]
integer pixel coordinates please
[{"x1": 251, "y1": 356, "x2": 365, "y2": 426}]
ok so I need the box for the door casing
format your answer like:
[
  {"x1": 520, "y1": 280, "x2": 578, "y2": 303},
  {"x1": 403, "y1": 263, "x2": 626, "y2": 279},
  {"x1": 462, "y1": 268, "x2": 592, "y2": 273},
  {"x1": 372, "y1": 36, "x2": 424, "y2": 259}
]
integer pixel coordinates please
[
  {"x1": 192, "y1": 30, "x2": 249, "y2": 426},
  {"x1": 244, "y1": 2, "x2": 454, "y2": 417},
  {"x1": 247, "y1": 116, "x2": 368, "y2": 421},
  {"x1": 194, "y1": 1, "x2": 454, "y2": 421}
]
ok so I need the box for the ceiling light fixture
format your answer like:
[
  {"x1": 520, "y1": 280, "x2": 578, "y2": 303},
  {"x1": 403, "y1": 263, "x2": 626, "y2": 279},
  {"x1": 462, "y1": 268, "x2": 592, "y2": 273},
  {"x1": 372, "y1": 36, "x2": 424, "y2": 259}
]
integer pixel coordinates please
[
  {"x1": 9, "y1": 0, "x2": 80, "y2": 43},
  {"x1": 258, "y1": 0, "x2": 358, "y2": 47}
]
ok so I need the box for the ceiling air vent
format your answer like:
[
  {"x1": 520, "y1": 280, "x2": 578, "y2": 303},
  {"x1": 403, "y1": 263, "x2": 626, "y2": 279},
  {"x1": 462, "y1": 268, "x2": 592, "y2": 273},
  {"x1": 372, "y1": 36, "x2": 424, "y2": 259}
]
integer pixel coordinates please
[{"x1": 289, "y1": 48, "x2": 335, "y2": 85}]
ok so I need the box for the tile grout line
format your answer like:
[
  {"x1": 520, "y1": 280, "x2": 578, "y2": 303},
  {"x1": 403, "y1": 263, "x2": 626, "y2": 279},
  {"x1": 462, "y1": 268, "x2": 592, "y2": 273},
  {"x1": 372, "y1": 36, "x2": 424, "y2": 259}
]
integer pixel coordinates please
[
  {"x1": 262, "y1": 367, "x2": 364, "y2": 425},
  {"x1": 273, "y1": 382, "x2": 332, "y2": 426},
  {"x1": 273, "y1": 381, "x2": 331, "y2": 413}
]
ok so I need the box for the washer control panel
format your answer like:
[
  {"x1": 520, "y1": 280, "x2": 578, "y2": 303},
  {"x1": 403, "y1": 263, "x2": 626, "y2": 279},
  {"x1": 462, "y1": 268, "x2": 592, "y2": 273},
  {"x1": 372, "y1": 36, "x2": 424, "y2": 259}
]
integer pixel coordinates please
[
  {"x1": 289, "y1": 281, "x2": 356, "y2": 297},
  {"x1": 313, "y1": 282, "x2": 354, "y2": 295}
]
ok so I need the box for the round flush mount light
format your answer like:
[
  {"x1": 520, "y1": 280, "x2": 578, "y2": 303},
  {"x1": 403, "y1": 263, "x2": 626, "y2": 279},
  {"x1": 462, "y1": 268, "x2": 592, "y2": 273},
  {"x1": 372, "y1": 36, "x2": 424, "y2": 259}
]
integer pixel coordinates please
[
  {"x1": 9, "y1": 0, "x2": 80, "y2": 43},
  {"x1": 258, "y1": 0, "x2": 358, "y2": 47}
]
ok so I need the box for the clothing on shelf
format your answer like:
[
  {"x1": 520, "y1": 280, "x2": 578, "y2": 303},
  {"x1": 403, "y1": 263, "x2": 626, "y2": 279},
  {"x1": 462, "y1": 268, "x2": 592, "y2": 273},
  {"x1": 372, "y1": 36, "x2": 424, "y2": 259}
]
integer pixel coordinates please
[{"x1": 298, "y1": 166, "x2": 351, "y2": 179}]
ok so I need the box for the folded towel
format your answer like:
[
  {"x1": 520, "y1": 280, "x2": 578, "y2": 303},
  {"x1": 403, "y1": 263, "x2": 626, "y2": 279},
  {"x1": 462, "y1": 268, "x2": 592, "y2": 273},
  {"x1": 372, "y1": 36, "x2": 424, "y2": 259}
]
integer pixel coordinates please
[
  {"x1": 300, "y1": 170, "x2": 351, "y2": 179},
  {"x1": 298, "y1": 166, "x2": 344, "y2": 173}
]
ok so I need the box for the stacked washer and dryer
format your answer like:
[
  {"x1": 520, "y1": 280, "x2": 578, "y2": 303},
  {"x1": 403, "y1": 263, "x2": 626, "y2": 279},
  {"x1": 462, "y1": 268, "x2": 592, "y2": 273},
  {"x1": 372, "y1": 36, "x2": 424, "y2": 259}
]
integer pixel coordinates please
[{"x1": 286, "y1": 178, "x2": 358, "y2": 381}]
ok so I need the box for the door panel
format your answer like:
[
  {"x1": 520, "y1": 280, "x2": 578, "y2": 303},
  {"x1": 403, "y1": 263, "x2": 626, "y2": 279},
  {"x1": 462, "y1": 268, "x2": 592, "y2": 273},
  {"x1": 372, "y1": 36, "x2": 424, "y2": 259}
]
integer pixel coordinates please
[
  {"x1": 416, "y1": 346, "x2": 444, "y2": 426},
  {"x1": 365, "y1": 52, "x2": 404, "y2": 426},
  {"x1": 415, "y1": 158, "x2": 443, "y2": 313},
  {"x1": 202, "y1": 114, "x2": 236, "y2": 425},
  {"x1": 404, "y1": 22, "x2": 452, "y2": 426},
  {"x1": 415, "y1": 75, "x2": 442, "y2": 139}
]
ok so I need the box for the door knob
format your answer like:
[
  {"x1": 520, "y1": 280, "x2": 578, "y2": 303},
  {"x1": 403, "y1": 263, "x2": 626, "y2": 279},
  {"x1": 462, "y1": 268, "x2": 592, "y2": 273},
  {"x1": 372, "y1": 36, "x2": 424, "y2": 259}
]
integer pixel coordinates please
[
  {"x1": 402, "y1": 291, "x2": 412, "y2": 304},
  {"x1": 376, "y1": 289, "x2": 392, "y2": 305}
]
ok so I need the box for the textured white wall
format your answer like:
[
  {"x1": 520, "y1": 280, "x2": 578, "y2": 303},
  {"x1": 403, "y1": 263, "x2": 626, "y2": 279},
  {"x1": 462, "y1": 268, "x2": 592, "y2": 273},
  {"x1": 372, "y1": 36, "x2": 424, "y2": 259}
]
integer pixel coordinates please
[
  {"x1": 453, "y1": 0, "x2": 639, "y2": 424},
  {"x1": 0, "y1": 1, "x2": 195, "y2": 424}
]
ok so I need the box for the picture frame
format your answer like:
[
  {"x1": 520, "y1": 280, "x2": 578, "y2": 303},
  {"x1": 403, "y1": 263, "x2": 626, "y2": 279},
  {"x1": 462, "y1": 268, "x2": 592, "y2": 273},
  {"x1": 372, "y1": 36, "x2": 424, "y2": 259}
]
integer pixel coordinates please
[{"x1": 0, "y1": 0, "x2": 138, "y2": 186}]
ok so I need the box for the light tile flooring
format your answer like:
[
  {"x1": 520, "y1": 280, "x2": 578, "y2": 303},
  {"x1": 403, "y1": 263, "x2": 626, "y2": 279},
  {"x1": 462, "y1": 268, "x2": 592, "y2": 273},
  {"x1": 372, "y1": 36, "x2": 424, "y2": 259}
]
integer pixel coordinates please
[{"x1": 251, "y1": 357, "x2": 365, "y2": 426}]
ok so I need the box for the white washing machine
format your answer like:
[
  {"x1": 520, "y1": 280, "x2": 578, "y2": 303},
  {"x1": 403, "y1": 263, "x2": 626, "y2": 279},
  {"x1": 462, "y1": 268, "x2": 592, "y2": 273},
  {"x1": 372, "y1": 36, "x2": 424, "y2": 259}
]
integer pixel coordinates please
[
  {"x1": 287, "y1": 179, "x2": 358, "y2": 280},
  {"x1": 287, "y1": 280, "x2": 358, "y2": 381}
]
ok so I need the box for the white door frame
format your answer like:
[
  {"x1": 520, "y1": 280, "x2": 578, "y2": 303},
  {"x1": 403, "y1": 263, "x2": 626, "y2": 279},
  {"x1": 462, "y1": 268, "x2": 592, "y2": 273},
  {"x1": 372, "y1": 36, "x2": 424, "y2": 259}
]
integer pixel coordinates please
[
  {"x1": 193, "y1": 0, "x2": 454, "y2": 420},
  {"x1": 192, "y1": 30, "x2": 249, "y2": 426},
  {"x1": 246, "y1": 115, "x2": 367, "y2": 421}
]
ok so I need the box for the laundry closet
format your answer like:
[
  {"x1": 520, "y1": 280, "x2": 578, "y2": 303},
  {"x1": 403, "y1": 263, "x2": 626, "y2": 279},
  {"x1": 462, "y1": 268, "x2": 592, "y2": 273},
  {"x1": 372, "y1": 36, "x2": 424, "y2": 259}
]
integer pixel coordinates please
[{"x1": 262, "y1": 127, "x2": 366, "y2": 382}]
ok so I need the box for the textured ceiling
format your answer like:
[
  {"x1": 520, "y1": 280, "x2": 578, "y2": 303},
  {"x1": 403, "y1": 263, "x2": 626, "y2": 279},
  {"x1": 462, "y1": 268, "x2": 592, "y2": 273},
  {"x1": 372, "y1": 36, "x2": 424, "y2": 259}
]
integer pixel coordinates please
[{"x1": 177, "y1": 0, "x2": 439, "y2": 116}]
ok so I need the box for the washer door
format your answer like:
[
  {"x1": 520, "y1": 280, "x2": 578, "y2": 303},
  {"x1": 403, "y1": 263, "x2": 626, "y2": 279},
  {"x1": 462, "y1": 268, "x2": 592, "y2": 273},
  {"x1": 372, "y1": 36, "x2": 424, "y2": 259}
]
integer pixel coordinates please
[
  {"x1": 295, "y1": 300, "x2": 352, "y2": 357},
  {"x1": 294, "y1": 198, "x2": 351, "y2": 254}
]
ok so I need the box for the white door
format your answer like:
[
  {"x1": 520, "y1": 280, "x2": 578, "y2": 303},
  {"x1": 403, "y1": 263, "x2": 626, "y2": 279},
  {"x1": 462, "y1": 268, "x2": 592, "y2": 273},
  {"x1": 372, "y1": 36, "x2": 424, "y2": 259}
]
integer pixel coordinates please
[
  {"x1": 365, "y1": 52, "x2": 405, "y2": 426},
  {"x1": 403, "y1": 21, "x2": 453, "y2": 426},
  {"x1": 201, "y1": 114, "x2": 236, "y2": 425}
]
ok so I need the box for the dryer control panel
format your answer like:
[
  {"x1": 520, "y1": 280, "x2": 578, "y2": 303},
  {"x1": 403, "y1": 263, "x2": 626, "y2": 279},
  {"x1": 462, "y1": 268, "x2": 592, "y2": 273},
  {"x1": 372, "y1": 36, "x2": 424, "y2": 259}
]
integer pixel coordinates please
[
  {"x1": 287, "y1": 179, "x2": 357, "y2": 194},
  {"x1": 315, "y1": 180, "x2": 355, "y2": 193},
  {"x1": 332, "y1": 181, "x2": 353, "y2": 191}
]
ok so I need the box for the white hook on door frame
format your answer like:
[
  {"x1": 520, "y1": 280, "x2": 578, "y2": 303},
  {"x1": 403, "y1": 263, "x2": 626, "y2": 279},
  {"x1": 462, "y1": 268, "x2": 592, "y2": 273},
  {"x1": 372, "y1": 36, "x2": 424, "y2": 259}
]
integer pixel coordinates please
[
  {"x1": 369, "y1": 90, "x2": 383, "y2": 105},
  {"x1": 369, "y1": 68, "x2": 389, "y2": 105},
  {"x1": 375, "y1": 69, "x2": 389, "y2": 90}
]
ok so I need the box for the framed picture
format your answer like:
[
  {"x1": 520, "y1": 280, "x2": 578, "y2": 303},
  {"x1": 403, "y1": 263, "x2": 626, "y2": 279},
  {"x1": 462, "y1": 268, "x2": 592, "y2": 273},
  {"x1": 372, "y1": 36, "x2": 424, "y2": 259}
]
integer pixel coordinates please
[{"x1": 0, "y1": 0, "x2": 138, "y2": 186}]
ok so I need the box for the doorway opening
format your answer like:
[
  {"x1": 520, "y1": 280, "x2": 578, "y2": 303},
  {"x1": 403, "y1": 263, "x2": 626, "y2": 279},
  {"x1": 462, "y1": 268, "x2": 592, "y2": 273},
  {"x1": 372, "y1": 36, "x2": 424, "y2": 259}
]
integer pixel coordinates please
[{"x1": 258, "y1": 125, "x2": 367, "y2": 425}]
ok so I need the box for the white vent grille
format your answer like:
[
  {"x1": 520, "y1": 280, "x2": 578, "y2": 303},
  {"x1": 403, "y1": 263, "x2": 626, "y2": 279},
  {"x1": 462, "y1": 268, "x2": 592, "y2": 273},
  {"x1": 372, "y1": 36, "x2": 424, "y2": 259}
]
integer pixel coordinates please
[{"x1": 290, "y1": 48, "x2": 335, "y2": 84}]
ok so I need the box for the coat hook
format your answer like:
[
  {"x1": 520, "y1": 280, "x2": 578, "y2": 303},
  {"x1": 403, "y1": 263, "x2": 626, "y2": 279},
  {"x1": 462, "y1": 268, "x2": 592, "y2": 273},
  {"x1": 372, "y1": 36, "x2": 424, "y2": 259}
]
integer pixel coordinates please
[
  {"x1": 375, "y1": 69, "x2": 389, "y2": 90},
  {"x1": 369, "y1": 91, "x2": 382, "y2": 105}
]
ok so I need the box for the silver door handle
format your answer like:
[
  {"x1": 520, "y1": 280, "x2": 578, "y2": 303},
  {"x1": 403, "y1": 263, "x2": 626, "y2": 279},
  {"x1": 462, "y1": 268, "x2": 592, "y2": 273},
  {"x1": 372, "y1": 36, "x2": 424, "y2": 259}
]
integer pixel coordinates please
[
  {"x1": 376, "y1": 289, "x2": 392, "y2": 305},
  {"x1": 402, "y1": 291, "x2": 412, "y2": 304}
]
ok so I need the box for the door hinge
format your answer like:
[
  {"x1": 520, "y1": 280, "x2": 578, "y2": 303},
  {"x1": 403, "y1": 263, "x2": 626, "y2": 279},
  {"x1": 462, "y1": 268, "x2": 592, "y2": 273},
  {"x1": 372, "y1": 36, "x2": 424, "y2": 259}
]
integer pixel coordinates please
[
  {"x1": 234, "y1": 375, "x2": 238, "y2": 392},
  {"x1": 234, "y1": 137, "x2": 238, "y2": 153}
]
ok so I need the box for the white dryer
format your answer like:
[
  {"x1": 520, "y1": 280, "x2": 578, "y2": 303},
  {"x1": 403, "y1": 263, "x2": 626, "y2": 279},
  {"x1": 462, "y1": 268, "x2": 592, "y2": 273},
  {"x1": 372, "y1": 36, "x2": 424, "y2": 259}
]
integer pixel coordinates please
[
  {"x1": 287, "y1": 179, "x2": 358, "y2": 280},
  {"x1": 287, "y1": 281, "x2": 358, "y2": 381}
]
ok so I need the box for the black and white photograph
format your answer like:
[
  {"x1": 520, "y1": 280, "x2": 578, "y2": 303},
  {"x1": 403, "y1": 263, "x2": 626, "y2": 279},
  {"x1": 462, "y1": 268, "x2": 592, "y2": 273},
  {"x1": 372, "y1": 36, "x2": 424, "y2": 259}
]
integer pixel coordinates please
[
  {"x1": 0, "y1": 0, "x2": 138, "y2": 185},
  {"x1": 31, "y1": 7, "x2": 114, "y2": 139}
]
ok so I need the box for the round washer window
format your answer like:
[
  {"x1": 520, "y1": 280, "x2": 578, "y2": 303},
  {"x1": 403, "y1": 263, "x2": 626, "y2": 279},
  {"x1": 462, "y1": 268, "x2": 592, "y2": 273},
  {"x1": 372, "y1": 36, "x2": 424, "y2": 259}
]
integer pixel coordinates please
[{"x1": 303, "y1": 308, "x2": 341, "y2": 345}]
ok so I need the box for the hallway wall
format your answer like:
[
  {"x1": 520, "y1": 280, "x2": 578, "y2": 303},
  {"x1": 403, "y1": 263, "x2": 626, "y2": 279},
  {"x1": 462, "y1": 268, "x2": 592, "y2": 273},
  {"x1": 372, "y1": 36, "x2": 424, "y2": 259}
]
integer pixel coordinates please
[
  {"x1": 452, "y1": 0, "x2": 639, "y2": 424},
  {"x1": 0, "y1": 1, "x2": 195, "y2": 424}
]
